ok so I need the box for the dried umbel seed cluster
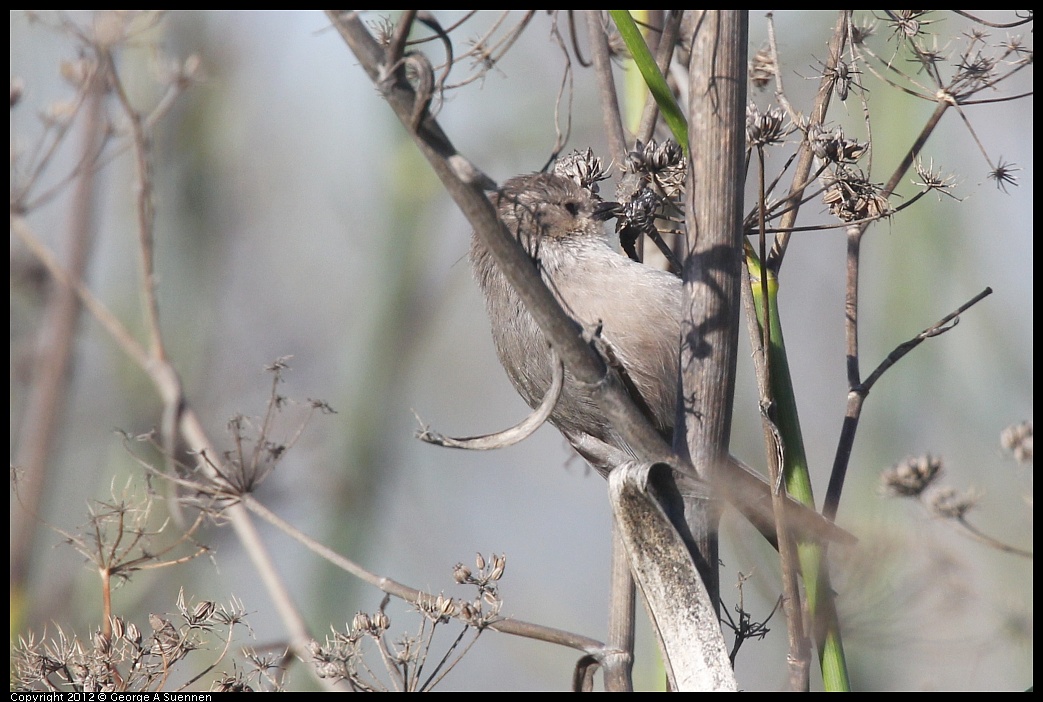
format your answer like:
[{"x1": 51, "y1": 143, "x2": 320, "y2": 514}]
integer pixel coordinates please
[
  {"x1": 415, "y1": 592, "x2": 459, "y2": 624},
  {"x1": 12, "y1": 595, "x2": 249, "y2": 693},
  {"x1": 925, "y1": 486, "x2": 980, "y2": 520},
  {"x1": 452, "y1": 552, "x2": 506, "y2": 627},
  {"x1": 624, "y1": 138, "x2": 687, "y2": 199},
  {"x1": 309, "y1": 554, "x2": 507, "y2": 691},
  {"x1": 808, "y1": 124, "x2": 868, "y2": 165},
  {"x1": 453, "y1": 551, "x2": 506, "y2": 588},
  {"x1": 554, "y1": 147, "x2": 609, "y2": 195},
  {"x1": 881, "y1": 454, "x2": 943, "y2": 497},
  {"x1": 746, "y1": 103, "x2": 787, "y2": 147},
  {"x1": 749, "y1": 44, "x2": 776, "y2": 89},
  {"x1": 601, "y1": 140, "x2": 687, "y2": 270},
  {"x1": 881, "y1": 455, "x2": 981, "y2": 521},
  {"x1": 822, "y1": 170, "x2": 889, "y2": 222},
  {"x1": 1001, "y1": 420, "x2": 1033, "y2": 464}
]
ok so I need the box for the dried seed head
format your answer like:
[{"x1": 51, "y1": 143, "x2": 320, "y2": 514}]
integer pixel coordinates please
[
  {"x1": 882, "y1": 455, "x2": 943, "y2": 497},
  {"x1": 191, "y1": 600, "x2": 216, "y2": 624},
  {"x1": 352, "y1": 611, "x2": 372, "y2": 633},
  {"x1": 148, "y1": 613, "x2": 181, "y2": 657},
  {"x1": 809, "y1": 125, "x2": 867, "y2": 164},
  {"x1": 125, "y1": 621, "x2": 142, "y2": 646},
  {"x1": 453, "y1": 563, "x2": 472, "y2": 584},
  {"x1": 489, "y1": 554, "x2": 506, "y2": 581},
  {"x1": 823, "y1": 170, "x2": 889, "y2": 222},
  {"x1": 988, "y1": 158, "x2": 1020, "y2": 194},
  {"x1": 616, "y1": 187, "x2": 659, "y2": 236},
  {"x1": 746, "y1": 104, "x2": 786, "y2": 146},
  {"x1": 437, "y1": 594, "x2": 456, "y2": 618},
  {"x1": 212, "y1": 675, "x2": 254, "y2": 692},
  {"x1": 928, "y1": 486, "x2": 979, "y2": 519},
  {"x1": 749, "y1": 45, "x2": 775, "y2": 89},
  {"x1": 93, "y1": 630, "x2": 111, "y2": 655},
  {"x1": 625, "y1": 139, "x2": 687, "y2": 198},
  {"x1": 642, "y1": 139, "x2": 684, "y2": 172},
  {"x1": 887, "y1": 10, "x2": 931, "y2": 41},
  {"x1": 1001, "y1": 420, "x2": 1033, "y2": 463},
  {"x1": 554, "y1": 148, "x2": 609, "y2": 195},
  {"x1": 110, "y1": 616, "x2": 125, "y2": 641}
]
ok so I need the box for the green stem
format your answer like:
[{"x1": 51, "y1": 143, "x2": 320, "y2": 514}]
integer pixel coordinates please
[
  {"x1": 745, "y1": 245, "x2": 850, "y2": 691},
  {"x1": 608, "y1": 10, "x2": 689, "y2": 152}
]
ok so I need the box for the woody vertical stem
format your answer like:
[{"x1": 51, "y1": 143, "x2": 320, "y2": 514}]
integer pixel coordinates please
[{"x1": 676, "y1": 11, "x2": 748, "y2": 608}]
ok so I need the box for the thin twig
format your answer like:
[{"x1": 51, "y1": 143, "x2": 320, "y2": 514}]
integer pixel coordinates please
[
  {"x1": 825, "y1": 287, "x2": 993, "y2": 519},
  {"x1": 767, "y1": 10, "x2": 849, "y2": 269},
  {"x1": 952, "y1": 516, "x2": 1033, "y2": 558},
  {"x1": 243, "y1": 494, "x2": 614, "y2": 656},
  {"x1": 11, "y1": 69, "x2": 107, "y2": 594},
  {"x1": 586, "y1": 10, "x2": 626, "y2": 166},
  {"x1": 12, "y1": 56, "x2": 335, "y2": 691},
  {"x1": 861, "y1": 287, "x2": 993, "y2": 392}
]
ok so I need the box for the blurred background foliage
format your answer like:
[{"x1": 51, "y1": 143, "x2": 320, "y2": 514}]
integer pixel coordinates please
[{"x1": 10, "y1": 11, "x2": 1032, "y2": 690}]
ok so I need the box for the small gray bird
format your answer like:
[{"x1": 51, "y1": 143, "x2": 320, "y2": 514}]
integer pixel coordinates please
[
  {"x1": 470, "y1": 171, "x2": 849, "y2": 546},
  {"x1": 471, "y1": 171, "x2": 680, "y2": 472}
]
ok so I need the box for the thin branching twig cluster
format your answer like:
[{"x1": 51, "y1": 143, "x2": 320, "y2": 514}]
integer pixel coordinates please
[
  {"x1": 122, "y1": 358, "x2": 338, "y2": 517},
  {"x1": 308, "y1": 554, "x2": 506, "y2": 692}
]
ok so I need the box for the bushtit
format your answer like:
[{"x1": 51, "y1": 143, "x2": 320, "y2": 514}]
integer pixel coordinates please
[
  {"x1": 471, "y1": 172, "x2": 680, "y2": 468},
  {"x1": 470, "y1": 171, "x2": 847, "y2": 545}
]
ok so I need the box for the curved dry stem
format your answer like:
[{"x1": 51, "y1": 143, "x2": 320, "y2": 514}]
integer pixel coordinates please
[
  {"x1": 416, "y1": 348, "x2": 564, "y2": 450},
  {"x1": 953, "y1": 516, "x2": 1033, "y2": 559},
  {"x1": 243, "y1": 494, "x2": 614, "y2": 657}
]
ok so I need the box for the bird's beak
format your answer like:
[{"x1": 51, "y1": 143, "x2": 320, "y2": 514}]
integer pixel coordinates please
[{"x1": 593, "y1": 201, "x2": 621, "y2": 222}]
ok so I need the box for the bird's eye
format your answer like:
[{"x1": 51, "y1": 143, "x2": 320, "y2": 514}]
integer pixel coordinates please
[{"x1": 563, "y1": 201, "x2": 580, "y2": 216}]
